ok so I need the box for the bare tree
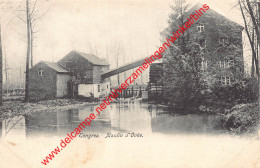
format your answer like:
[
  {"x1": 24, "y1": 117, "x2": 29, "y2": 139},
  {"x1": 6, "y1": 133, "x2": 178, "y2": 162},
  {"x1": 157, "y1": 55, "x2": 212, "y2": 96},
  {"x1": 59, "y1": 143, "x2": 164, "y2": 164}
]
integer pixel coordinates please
[
  {"x1": 130, "y1": 43, "x2": 135, "y2": 84},
  {"x1": 94, "y1": 43, "x2": 98, "y2": 56},
  {"x1": 3, "y1": 46, "x2": 9, "y2": 95},
  {"x1": 29, "y1": 0, "x2": 38, "y2": 67},
  {"x1": 105, "y1": 45, "x2": 109, "y2": 64},
  {"x1": 239, "y1": 0, "x2": 259, "y2": 78},
  {"x1": 24, "y1": 0, "x2": 30, "y2": 102},
  {"x1": 8, "y1": 0, "x2": 50, "y2": 101},
  {"x1": 30, "y1": 18, "x2": 33, "y2": 67},
  {"x1": 238, "y1": 0, "x2": 260, "y2": 119},
  {"x1": 29, "y1": 0, "x2": 50, "y2": 67},
  {"x1": 88, "y1": 42, "x2": 92, "y2": 54},
  {"x1": 0, "y1": 14, "x2": 2, "y2": 106},
  {"x1": 114, "y1": 44, "x2": 120, "y2": 86},
  {"x1": 122, "y1": 52, "x2": 127, "y2": 82}
]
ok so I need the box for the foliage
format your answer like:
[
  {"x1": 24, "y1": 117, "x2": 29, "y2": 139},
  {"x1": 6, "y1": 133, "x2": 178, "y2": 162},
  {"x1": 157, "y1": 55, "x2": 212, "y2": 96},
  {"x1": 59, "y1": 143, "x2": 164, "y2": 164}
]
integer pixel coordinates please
[
  {"x1": 202, "y1": 77, "x2": 259, "y2": 111},
  {"x1": 223, "y1": 103, "x2": 259, "y2": 135},
  {"x1": 163, "y1": 0, "x2": 205, "y2": 110},
  {"x1": 163, "y1": 43, "x2": 204, "y2": 109},
  {"x1": 162, "y1": 0, "x2": 258, "y2": 113}
]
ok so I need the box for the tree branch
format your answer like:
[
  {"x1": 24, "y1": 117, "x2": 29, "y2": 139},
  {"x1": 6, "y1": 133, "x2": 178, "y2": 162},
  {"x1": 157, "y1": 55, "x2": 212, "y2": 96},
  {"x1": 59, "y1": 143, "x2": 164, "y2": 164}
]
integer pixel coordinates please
[
  {"x1": 7, "y1": 1, "x2": 26, "y2": 24},
  {"x1": 246, "y1": 0, "x2": 260, "y2": 45},
  {"x1": 30, "y1": 0, "x2": 38, "y2": 18}
]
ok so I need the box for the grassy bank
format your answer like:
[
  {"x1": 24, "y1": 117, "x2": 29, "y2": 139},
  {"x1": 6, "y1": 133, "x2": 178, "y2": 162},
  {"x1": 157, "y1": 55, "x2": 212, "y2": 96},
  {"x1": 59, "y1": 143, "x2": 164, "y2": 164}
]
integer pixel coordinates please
[
  {"x1": 223, "y1": 102, "x2": 259, "y2": 135},
  {"x1": 0, "y1": 99, "x2": 96, "y2": 120}
]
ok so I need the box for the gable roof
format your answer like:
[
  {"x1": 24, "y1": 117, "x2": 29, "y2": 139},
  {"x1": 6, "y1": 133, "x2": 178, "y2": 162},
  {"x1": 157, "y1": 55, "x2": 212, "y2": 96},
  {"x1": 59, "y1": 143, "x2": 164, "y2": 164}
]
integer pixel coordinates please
[
  {"x1": 190, "y1": 3, "x2": 243, "y2": 28},
  {"x1": 161, "y1": 3, "x2": 243, "y2": 36},
  {"x1": 40, "y1": 61, "x2": 70, "y2": 73},
  {"x1": 73, "y1": 51, "x2": 109, "y2": 66}
]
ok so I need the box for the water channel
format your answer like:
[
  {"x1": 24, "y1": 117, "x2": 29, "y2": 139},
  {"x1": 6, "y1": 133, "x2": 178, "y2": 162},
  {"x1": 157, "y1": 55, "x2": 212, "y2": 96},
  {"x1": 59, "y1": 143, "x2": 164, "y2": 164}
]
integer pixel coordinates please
[{"x1": 0, "y1": 100, "x2": 228, "y2": 141}]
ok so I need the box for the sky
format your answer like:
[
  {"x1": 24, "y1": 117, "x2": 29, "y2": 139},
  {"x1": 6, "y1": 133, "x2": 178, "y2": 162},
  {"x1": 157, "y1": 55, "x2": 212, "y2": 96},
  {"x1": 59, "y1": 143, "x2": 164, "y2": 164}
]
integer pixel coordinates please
[{"x1": 0, "y1": 0, "x2": 250, "y2": 82}]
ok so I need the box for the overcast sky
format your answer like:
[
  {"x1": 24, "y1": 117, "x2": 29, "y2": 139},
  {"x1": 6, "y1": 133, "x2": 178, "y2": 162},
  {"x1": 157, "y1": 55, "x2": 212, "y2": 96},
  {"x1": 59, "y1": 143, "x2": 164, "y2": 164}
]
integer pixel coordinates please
[{"x1": 1, "y1": 0, "x2": 249, "y2": 74}]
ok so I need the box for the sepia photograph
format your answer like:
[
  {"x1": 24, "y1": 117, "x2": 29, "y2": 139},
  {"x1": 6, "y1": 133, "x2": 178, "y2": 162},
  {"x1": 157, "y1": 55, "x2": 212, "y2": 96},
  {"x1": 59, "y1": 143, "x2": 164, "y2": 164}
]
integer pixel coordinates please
[{"x1": 0, "y1": 0, "x2": 259, "y2": 167}]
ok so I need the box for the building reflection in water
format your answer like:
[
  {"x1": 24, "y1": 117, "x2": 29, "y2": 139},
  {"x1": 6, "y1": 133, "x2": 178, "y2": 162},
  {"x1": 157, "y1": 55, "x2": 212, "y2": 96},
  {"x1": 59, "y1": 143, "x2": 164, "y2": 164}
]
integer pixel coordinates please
[
  {"x1": 0, "y1": 101, "x2": 226, "y2": 139},
  {"x1": 25, "y1": 101, "x2": 153, "y2": 137},
  {"x1": 77, "y1": 105, "x2": 111, "y2": 134},
  {"x1": 110, "y1": 100, "x2": 152, "y2": 133},
  {"x1": 1, "y1": 115, "x2": 26, "y2": 142},
  {"x1": 57, "y1": 109, "x2": 75, "y2": 136}
]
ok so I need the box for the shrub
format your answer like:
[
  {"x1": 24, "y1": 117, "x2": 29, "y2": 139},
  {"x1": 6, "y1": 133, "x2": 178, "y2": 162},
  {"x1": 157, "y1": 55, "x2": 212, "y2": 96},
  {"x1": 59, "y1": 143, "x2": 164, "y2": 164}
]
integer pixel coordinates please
[{"x1": 224, "y1": 103, "x2": 259, "y2": 134}]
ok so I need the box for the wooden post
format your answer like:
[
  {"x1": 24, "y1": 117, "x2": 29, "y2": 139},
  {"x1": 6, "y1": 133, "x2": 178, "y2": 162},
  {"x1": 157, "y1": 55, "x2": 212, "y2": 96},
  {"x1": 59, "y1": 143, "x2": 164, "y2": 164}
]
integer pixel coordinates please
[{"x1": 139, "y1": 86, "x2": 142, "y2": 98}]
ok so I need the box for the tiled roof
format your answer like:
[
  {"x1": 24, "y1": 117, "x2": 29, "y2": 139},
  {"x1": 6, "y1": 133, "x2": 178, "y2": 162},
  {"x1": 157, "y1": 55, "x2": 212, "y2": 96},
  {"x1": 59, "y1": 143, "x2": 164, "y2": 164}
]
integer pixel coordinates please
[
  {"x1": 75, "y1": 51, "x2": 109, "y2": 66},
  {"x1": 42, "y1": 61, "x2": 70, "y2": 73}
]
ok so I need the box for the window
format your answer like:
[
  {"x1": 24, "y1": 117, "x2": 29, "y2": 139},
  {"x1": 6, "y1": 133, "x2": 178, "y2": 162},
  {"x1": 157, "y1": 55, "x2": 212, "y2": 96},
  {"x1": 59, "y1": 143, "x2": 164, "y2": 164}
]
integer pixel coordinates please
[
  {"x1": 219, "y1": 38, "x2": 230, "y2": 46},
  {"x1": 221, "y1": 77, "x2": 225, "y2": 85},
  {"x1": 219, "y1": 60, "x2": 224, "y2": 68},
  {"x1": 220, "y1": 76, "x2": 231, "y2": 85},
  {"x1": 226, "y1": 60, "x2": 231, "y2": 68},
  {"x1": 71, "y1": 69, "x2": 75, "y2": 76},
  {"x1": 199, "y1": 39, "x2": 206, "y2": 48},
  {"x1": 85, "y1": 71, "x2": 91, "y2": 78},
  {"x1": 201, "y1": 60, "x2": 208, "y2": 70},
  {"x1": 229, "y1": 60, "x2": 234, "y2": 67},
  {"x1": 226, "y1": 77, "x2": 231, "y2": 85},
  {"x1": 38, "y1": 70, "x2": 43, "y2": 76},
  {"x1": 216, "y1": 77, "x2": 220, "y2": 84},
  {"x1": 72, "y1": 69, "x2": 79, "y2": 77},
  {"x1": 201, "y1": 48, "x2": 206, "y2": 54},
  {"x1": 203, "y1": 79, "x2": 209, "y2": 88},
  {"x1": 98, "y1": 85, "x2": 100, "y2": 92},
  {"x1": 197, "y1": 24, "x2": 204, "y2": 32},
  {"x1": 219, "y1": 60, "x2": 234, "y2": 68}
]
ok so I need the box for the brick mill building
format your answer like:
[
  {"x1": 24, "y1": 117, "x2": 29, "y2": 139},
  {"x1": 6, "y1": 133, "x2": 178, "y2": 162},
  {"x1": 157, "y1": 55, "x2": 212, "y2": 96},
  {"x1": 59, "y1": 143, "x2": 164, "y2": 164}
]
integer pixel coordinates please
[
  {"x1": 149, "y1": 3, "x2": 244, "y2": 99},
  {"x1": 29, "y1": 51, "x2": 110, "y2": 100}
]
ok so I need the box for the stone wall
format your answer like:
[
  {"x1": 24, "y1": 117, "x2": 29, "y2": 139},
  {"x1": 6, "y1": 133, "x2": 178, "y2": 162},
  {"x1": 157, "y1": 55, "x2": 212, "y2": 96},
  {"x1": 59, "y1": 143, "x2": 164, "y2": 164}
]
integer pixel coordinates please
[{"x1": 29, "y1": 62, "x2": 57, "y2": 100}]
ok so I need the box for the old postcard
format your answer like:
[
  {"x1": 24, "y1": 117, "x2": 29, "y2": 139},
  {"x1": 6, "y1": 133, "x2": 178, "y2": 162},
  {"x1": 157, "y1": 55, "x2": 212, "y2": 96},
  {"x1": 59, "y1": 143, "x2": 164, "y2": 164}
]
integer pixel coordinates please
[{"x1": 0, "y1": 0, "x2": 260, "y2": 167}]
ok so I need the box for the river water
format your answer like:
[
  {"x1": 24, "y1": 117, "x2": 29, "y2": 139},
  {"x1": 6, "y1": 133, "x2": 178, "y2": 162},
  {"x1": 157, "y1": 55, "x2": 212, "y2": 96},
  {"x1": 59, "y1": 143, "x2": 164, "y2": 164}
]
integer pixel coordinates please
[
  {"x1": 1, "y1": 101, "x2": 260, "y2": 168},
  {"x1": 0, "y1": 100, "x2": 227, "y2": 140}
]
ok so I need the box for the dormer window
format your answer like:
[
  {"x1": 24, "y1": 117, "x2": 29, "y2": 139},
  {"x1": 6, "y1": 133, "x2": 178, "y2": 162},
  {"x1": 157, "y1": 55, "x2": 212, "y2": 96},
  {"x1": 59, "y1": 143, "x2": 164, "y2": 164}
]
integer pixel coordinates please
[
  {"x1": 38, "y1": 70, "x2": 43, "y2": 76},
  {"x1": 197, "y1": 24, "x2": 204, "y2": 32}
]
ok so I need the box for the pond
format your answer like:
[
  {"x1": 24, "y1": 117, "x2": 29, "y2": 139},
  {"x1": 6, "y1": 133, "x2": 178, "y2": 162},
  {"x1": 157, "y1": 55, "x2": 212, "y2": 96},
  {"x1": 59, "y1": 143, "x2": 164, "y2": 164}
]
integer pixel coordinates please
[{"x1": 0, "y1": 100, "x2": 228, "y2": 141}]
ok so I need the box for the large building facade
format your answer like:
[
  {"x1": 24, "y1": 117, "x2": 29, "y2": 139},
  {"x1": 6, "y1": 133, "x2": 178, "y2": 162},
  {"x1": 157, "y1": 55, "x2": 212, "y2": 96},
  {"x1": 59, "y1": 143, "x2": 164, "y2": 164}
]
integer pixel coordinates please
[
  {"x1": 149, "y1": 3, "x2": 244, "y2": 100},
  {"x1": 149, "y1": 4, "x2": 244, "y2": 94}
]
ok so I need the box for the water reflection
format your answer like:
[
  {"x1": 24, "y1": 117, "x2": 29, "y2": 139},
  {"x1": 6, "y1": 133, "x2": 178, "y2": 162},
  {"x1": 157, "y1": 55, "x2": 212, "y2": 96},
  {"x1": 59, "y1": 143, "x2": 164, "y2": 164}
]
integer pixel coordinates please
[
  {"x1": 2, "y1": 115, "x2": 26, "y2": 142},
  {"x1": 0, "y1": 101, "x2": 227, "y2": 140},
  {"x1": 152, "y1": 113, "x2": 224, "y2": 134}
]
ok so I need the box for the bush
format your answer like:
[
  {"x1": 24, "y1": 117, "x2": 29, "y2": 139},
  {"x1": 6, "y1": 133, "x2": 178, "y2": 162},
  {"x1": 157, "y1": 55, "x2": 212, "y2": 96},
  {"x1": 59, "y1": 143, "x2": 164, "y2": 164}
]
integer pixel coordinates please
[
  {"x1": 224, "y1": 103, "x2": 259, "y2": 134},
  {"x1": 205, "y1": 77, "x2": 258, "y2": 108}
]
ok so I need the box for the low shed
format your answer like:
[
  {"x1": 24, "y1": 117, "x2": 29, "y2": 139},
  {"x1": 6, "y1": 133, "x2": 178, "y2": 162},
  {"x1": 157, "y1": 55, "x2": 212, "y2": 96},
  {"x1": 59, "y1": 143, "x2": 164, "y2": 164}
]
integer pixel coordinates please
[{"x1": 29, "y1": 61, "x2": 71, "y2": 100}]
